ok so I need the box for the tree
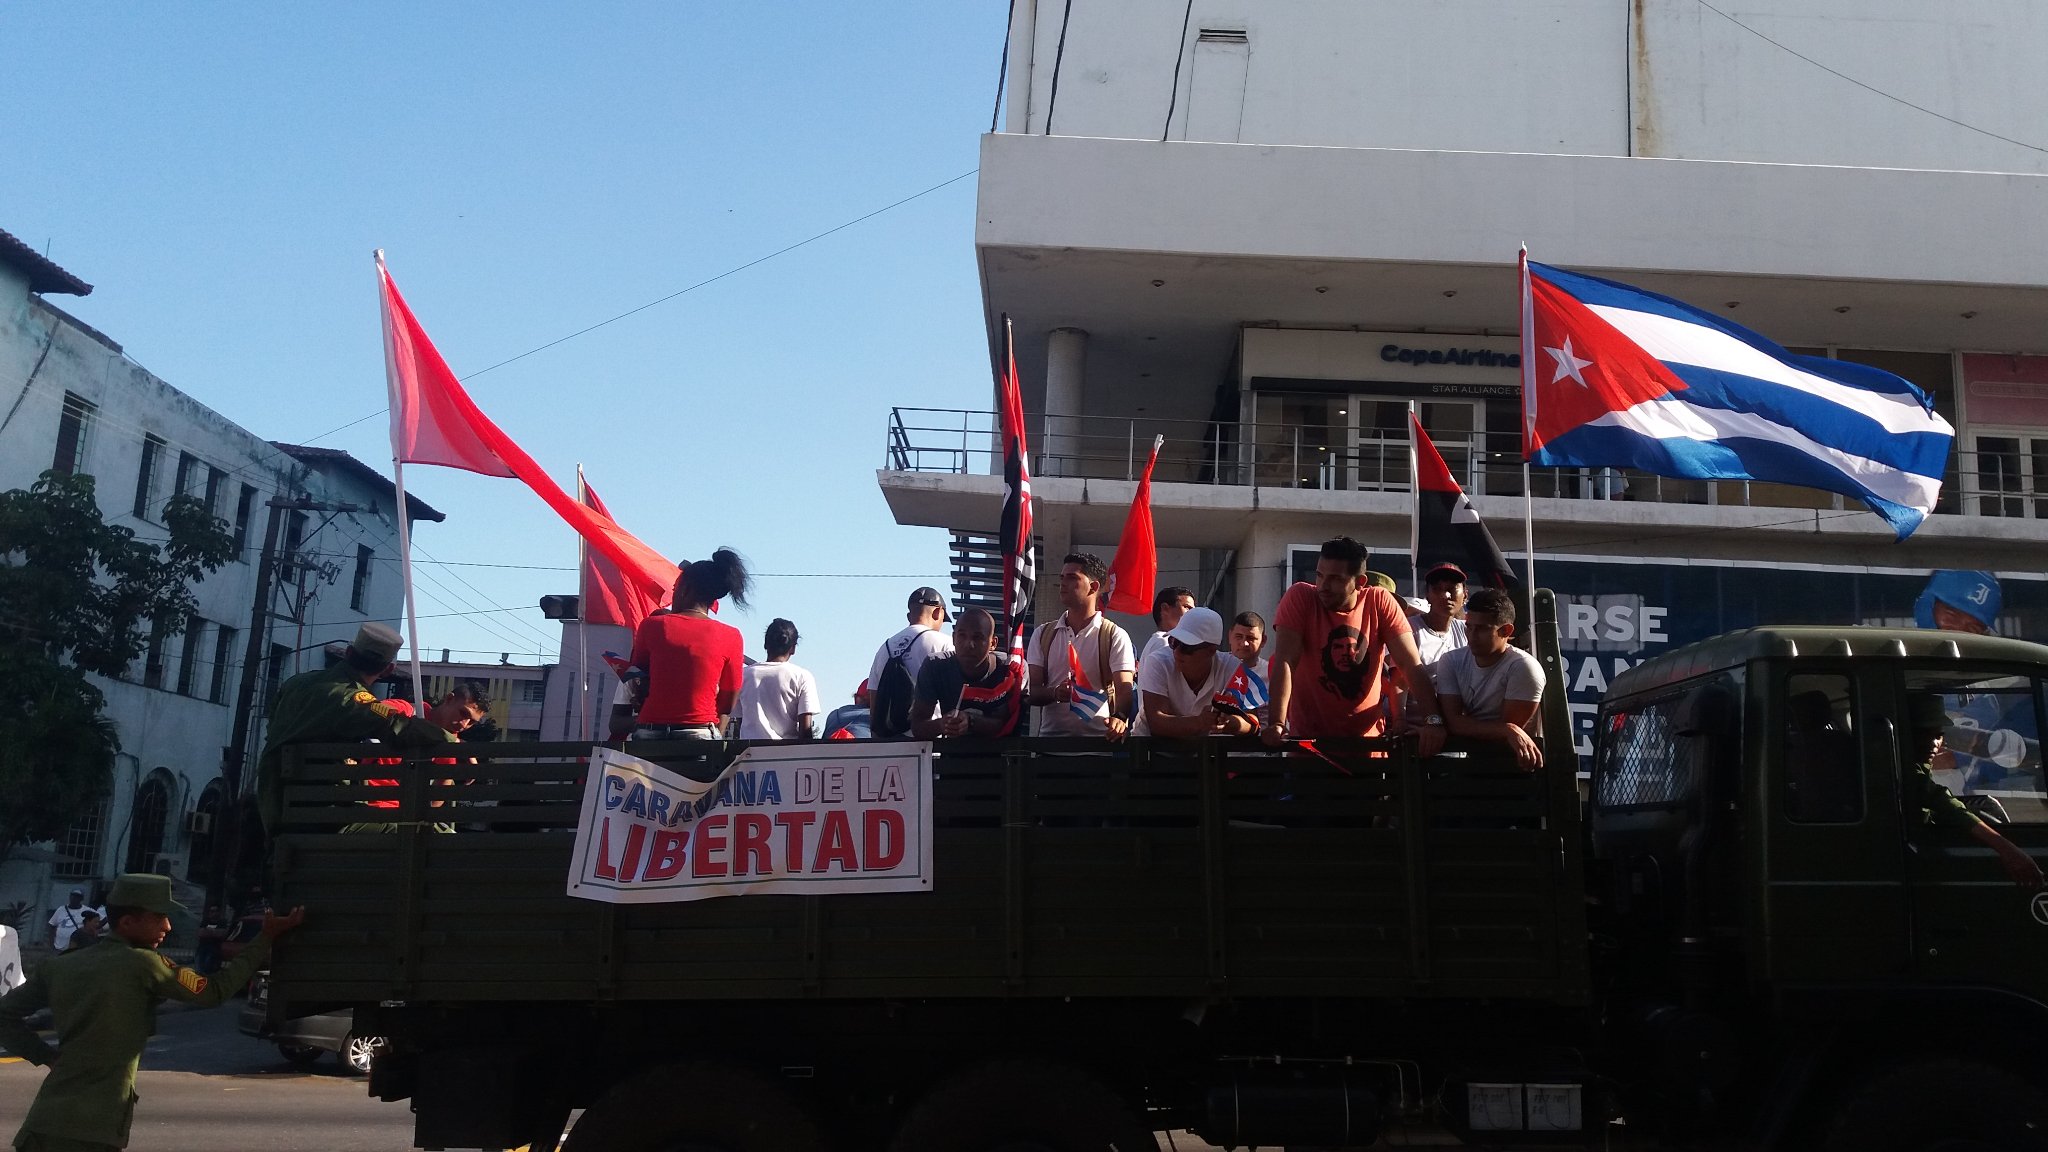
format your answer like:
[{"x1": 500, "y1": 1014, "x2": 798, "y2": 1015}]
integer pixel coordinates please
[{"x1": 0, "y1": 470, "x2": 237, "y2": 857}]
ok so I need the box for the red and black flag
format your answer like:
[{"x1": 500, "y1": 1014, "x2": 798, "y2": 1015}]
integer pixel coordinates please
[
  {"x1": 996, "y1": 316, "x2": 1037, "y2": 665},
  {"x1": 1411, "y1": 413, "x2": 1516, "y2": 590}
]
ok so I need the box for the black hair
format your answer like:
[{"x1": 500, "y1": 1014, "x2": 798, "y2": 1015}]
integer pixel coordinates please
[
  {"x1": 1465, "y1": 588, "x2": 1516, "y2": 625},
  {"x1": 1233, "y1": 610, "x2": 1266, "y2": 631},
  {"x1": 1151, "y1": 586, "x2": 1194, "y2": 627},
  {"x1": 1318, "y1": 536, "x2": 1369, "y2": 574},
  {"x1": 1063, "y1": 552, "x2": 1108, "y2": 587},
  {"x1": 764, "y1": 618, "x2": 799, "y2": 657},
  {"x1": 441, "y1": 681, "x2": 487, "y2": 710},
  {"x1": 79, "y1": 909, "x2": 101, "y2": 922},
  {"x1": 104, "y1": 905, "x2": 148, "y2": 927},
  {"x1": 344, "y1": 647, "x2": 390, "y2": 674},
  {"x1": 679, "y1": 548, "x2": 752, "y2": 609}
]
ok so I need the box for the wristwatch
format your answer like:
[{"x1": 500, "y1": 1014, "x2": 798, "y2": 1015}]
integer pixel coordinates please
[{"x1": 1423, "y1": 714, "x2": 1444, "y2": 727}]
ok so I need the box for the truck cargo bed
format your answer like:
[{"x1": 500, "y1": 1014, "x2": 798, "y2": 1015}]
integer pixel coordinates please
[{"x1": 271, "y1": 736, "x2": 1588, "y2": 1010}]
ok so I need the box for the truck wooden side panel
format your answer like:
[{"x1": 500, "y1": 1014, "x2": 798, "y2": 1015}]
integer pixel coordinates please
[{"x1": 270, "y1": 737, "x2": 1588, "y2": 1010}]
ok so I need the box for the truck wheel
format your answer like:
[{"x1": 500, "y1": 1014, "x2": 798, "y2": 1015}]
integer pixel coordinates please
[
  {"x1": 1824, "y1": 1059, "x2": 2048, "y2": 1152},
  {"x1": 562, "y1": 1061, "x2": 828, "y2": 1152},
  {"x1": 887, "y1": 1059, "x2": 1157, "y2": 1152}
]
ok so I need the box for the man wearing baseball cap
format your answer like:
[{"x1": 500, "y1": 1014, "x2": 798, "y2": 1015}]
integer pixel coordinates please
[
  {"x1": 256, "y1": 622, "x2": 476, "y2": 834},
  {"x1": 864, "y1": 588, "x2": 955, "y2": 738},
  {"x1": 1132, "y1": 607, "x2": 1255, "y2": 737},
  {"x1": 1915, "y1": 570, "x2": 2002, "y2": 636},
  {"x1": 0, "y1": 874, "x2": 304, "y2": 1150}
]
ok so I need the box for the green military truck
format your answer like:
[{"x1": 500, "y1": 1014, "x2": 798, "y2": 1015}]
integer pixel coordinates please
[{"x1": 266, "y1": 596, "x2": 2048, "y2": 1151}]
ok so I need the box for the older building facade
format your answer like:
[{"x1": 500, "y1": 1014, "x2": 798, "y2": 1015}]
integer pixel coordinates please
[{"x1": 0, "y1": 231, "x2": 442, "y2": 918}]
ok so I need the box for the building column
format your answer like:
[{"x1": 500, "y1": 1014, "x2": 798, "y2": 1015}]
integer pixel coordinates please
[
  {"x1": 1035, "y1": 504, "x2": 1073, "y2": 633},
  {"x1": 1044, "y1": 327, "x2": 1087, "y2": 477},
  {"x1": 1236, "y1": 523, "x2": 1288, "y2": 626}
]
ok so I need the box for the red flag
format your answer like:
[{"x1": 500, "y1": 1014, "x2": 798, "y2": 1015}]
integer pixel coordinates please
[
  {"x1": 580, "y1": 478, "x2": 665, "y2": 631},
  {"x1": 377, "y1": 255, "x2": 677, "y2": 609},
  {"x1": 996, "y1": 317, "x2": 1036, "y2": 667},
  {"x1": 1104, "y1": 435, "x2": 1162, "y2": 614},
  {"x1": 1411, "y1": 413, "x2": 1516, "y2": 591}
]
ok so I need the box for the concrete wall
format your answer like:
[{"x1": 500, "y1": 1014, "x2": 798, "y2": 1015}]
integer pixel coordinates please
[
  {"x1": 1007, "y1": 0, "x2": 2048, "y2": 175},
  {"x1": 0, "y1": 274, "x2": 413, "y2": 922}
]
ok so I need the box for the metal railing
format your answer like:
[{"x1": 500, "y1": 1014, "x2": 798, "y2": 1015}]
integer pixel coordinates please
[{"x1": 885, "y1": 407, "x2": 2035, "y2": 518}]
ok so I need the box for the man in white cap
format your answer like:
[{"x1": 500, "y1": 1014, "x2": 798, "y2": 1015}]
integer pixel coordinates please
[{"x1": 1133, "y1": 607, "x2": 1256, "y2": 737}]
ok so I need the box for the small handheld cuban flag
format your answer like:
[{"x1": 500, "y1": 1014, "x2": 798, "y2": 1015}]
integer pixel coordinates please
[
  {"x1": 1519, "y1": 253, "x2": 1953, "y2": 539},
  {"x1": 1216, "y1": 662, "x2": 1267, "y2": 733},
  {"x1": 1066, "y1": 641, "x2": 1108, "y2": 725}
]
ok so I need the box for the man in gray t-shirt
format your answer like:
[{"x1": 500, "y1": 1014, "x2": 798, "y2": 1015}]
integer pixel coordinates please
[{"x1": 1436, "y1": 588, "x2": 1546, "y2": 770}]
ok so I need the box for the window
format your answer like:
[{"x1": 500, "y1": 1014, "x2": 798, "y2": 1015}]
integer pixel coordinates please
[
  {"x1": 280, "y1": 510, "x2": 309, "y2": 583},
  {"x1": 54, "y1": 793, "x2": 110, "y2": 880},
  {"x1": 142, "y1": 615, "x2": 173, "y2": 690},
  {"x1": 350, "y1": 544, "x2": 374, "y2": 612},
  {"x1": 124, "y1": 770, "x2": 173, "y2": 873},
  {"x1": 1905, "y1": 669, "x2": 2047, "y2": 823},
  {"x1": 51, "y1": 392, "x2": 95, "y2": 476},
  {"x1": 172, "y1": 451, "x2": 199, "y2": 505},
  {"x1": 204, "y1": 466, "x2": 227, "y2": 521},
  {"x1": 232, "y1": 485, "x2": 258, "y2": 556},
  {"x1": 1596, "y1": 692, "x2": 1692, "y2": 809},
  {"x1": 210, "y1": 625, "x2": 238, "y2": 704},
  {"x1": 265, "y1": 642, "x2": 292, "y2": 710},
  {"x1": 1783, "y1": 673, "x2": 1862, "y2": 824},
  {"x1": 132, "y1": 435, "x2": 166, "y2": 519},
  {"x1": 175, "y1": 615, "x2": 206, "y2": 696},
  {"x1": 519, "y1": 679, "x2": 548, "y2": 704}
]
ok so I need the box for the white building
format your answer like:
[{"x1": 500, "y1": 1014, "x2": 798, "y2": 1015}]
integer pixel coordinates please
[
  {"x1": 880, "y1": 1, "x2": 2048, "y2": 757},
  {"x1": 0, "y1": 230, "x2": 442, "y2": 920}
]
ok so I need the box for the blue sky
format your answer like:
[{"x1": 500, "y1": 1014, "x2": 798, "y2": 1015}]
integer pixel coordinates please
[{"x1": 2, "y1": 3, "x2": 1006, "y2": 710}]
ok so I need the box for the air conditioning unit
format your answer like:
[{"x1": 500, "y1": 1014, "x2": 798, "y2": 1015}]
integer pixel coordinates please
[
  {"x1": 153, "y1": 853, "x2": 185, "y2": 877},
  {"x1": 186, "y1": 811, "x2": 213, "y2": 834}
]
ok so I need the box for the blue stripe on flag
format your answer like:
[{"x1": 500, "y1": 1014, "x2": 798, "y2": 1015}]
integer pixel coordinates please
[
  {"x1": 1533, "y1": 421, "x2": 1929, "y2": 536},
  {"x1": 1660, "y1": 363, "x2": 1952, "y2": 479},
  {"x1": 1070, "y1": 685, "x2": 1107, "y2": 724}
]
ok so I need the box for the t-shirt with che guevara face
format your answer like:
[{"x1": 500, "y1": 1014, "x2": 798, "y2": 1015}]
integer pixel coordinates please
[{"x1": 1272, "y1": 582, "x2": 1412, "y2": 738}]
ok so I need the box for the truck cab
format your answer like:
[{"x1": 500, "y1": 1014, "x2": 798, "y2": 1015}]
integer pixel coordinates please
[{"x1": 1591, "y1": 627, "x2": 2048, "y2": 1148}]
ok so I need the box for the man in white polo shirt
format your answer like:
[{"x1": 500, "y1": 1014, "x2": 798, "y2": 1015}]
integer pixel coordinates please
[{"x1": 1133, "y1": 607, "x2": 1257, "y2": 737}]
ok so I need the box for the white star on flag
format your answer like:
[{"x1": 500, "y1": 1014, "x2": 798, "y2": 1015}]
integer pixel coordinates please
[{"x1": 1546, "y1": 336, "x2": 1594, "y2": 387}]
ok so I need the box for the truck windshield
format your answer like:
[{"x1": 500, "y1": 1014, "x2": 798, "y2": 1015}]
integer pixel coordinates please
[{"x1": 1905, "y1": 668, "x2": 2048, "y2": 824}]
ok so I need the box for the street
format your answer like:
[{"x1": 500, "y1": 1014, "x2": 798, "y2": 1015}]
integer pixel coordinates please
[
  {"x1": 1, "y1": 1000, "x2": 1238, "y2": 1151},
  {"x1": 0, "y1": 1002, "x2": 414, "y2": 1151}
]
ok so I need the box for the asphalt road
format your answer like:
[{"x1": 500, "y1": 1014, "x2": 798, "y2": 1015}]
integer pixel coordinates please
[
  {"x1": 0, "y1": 1000, "x2": 418, "y2": 1151},
  {"x1": 1, "y1": 1001, "x2": 1241, "y2": 1151}
]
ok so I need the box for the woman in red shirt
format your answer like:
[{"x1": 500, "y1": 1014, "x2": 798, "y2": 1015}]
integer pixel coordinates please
[{"x1": 629, "y1": 548, "x2": 751, "y2": 739}]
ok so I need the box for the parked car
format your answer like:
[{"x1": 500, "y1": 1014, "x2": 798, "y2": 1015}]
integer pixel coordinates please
[{"x1": 237, "y1": 970, "x2": 383, "y2": 1075}]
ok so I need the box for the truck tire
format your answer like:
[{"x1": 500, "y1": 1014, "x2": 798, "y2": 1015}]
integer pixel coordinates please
[
  {"x1": 561, "y1": 1061, "x2": 829, "y2": 1152},
  {"x1": 887, "y1": 1059, "x2": 1157, "y2": 1152},
  {"x1": 1824, "y1": 1059, "x2": 2048, "y2": 1152}
]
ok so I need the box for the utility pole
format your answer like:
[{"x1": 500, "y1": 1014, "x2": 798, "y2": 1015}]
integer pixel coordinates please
[{"x1": 206, "y1": 495, "x2": 359, "y2": 912}]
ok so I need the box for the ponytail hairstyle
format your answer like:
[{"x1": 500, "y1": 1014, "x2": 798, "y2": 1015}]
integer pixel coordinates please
[
  {"x1": 763, "y1": 618, "x2": 799, "y2": 657},
  {"x1": 680, "y1": 547, "x2": 752, "y2": 609}
]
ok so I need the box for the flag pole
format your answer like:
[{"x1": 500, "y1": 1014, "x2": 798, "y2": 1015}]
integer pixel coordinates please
[
  {"x1": 377, "y1": 250, "x2": 428, "y2": 708},
  {"x1": 1517, "y1": 245, "x2": 1538, "y2": 595},
  {"x1": 1406, "y1": 400, "x2": 1421, "y2": 599},
  {"x1": 576, "y1": 464, "x2": 591, "y2": 742}
]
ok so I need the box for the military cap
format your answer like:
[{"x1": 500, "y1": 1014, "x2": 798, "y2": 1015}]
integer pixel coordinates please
[
  {"x1": 1365, "y1": 571, "x2": 1398, "y2": 594},
  {"x1": 350, "y1": 622, "x2": 404, "y2": 666},
  {"x1": 1906, "y1": 694, "x2": 1951, "y2": 733},
  {"x1": 106, "y1": 873, "x2": 187, "y2": 915}
]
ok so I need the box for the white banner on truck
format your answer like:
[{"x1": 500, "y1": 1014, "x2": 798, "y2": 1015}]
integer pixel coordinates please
[
  {"x1": 0, "y1": 925, "x2": 21, "y2": 991},
  {"x1": 566, "y1": 742, "x2": 933, "y2": 904}
]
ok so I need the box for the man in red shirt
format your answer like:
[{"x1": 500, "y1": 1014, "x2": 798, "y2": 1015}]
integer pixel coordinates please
[{"x1": 1262, "y1": 536, "x2": 1445, "y2": 753}]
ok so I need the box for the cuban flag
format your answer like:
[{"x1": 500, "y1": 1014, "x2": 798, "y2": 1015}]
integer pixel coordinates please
[
  {"x1": 1066, "y1": 641, "x2": 1108, "y2": 724},
  {"x1": 1520, "y1": 253, "x2": 1953, "y2": 539},
  {"x1": 1217, "y1": 661, "x2": 1267, "y2": 731}
]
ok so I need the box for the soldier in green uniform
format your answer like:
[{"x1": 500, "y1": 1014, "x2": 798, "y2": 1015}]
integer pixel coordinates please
[
  {"x1": 254, "y1": 622, "x2": 466, "y2": 835},
  {"x1": 0, "y1": 874, "x2": 304, "y2": 1152},
  {"x1": 1907, "y1": 693, "x2": 2044, "y2": 890}
]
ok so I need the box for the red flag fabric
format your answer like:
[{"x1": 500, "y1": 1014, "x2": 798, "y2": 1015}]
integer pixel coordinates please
[
  {"x1": 580, "y1": 479, "x2": 665, "y2": 631},
  {"x1": 1411, "y1": 413, "x2": 1517, "y2": 591},
  {"x1": 1104, "y1": 435, "x2": 1162, "y2": 614},
  {"x1": 378, "y1": 256, "x2": 677, "y2": 609},
  {"x1": 996, "y1": 317, "x2": 1037, "y2": 668}
]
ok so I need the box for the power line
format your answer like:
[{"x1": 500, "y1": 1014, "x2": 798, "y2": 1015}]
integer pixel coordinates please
[
  {"x1": 1691, "y1": 0, "x2": 2048, "y2": 156},
  {"x1": 300, "y1": 167, "x2": 979, "y2": 446}
]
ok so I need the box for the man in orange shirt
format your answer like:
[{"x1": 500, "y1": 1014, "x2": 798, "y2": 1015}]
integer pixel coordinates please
[{"x1": 1262, "y1": 536, "x2": 1445, "y2": 753}]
